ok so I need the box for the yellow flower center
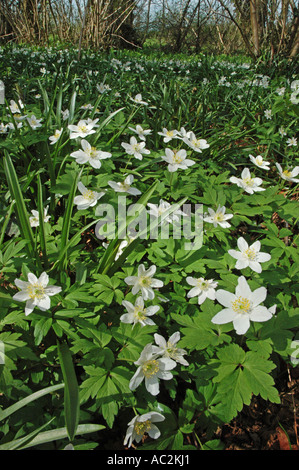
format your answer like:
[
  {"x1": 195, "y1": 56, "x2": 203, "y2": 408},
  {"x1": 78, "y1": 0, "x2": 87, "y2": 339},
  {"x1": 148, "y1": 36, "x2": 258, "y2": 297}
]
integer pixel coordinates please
[
  {"x1": 134, "y1": 307, "x2": 146, "y2": 322},
  {"x1": 79, "y1": 125, "x2": 88, "y2": 133},
  {"x1": 232, "y1": 296, "x2": 251, "y2": 314},
  {"x1": 121, "y1": 182, "x2": 131, "y2": 191},
  {"x1": 83, "y1": 189, "x2": 95, "y2": 200},
  {"x1": 27, "y1": 284, "x2": 45, "y2": 300},
  {"x1": 132, "y1": 143, "x2": 141, "y2": 152},
  {"x1": 89, "y1": 147, "x2": 97, "y2": 158},
  {"x1": 191, "y1": 139, "x2": 200, "y2": 147},
  {"x1": 142, "y1": 359, "x2": 159, "y2": 378},
  {"x1": 197, "y1": 280, "x2": 209, "y2": 290},
  {"x1": 283, "y1": 170, "x2": 292, "y2": 178},
  {"x1": 215, "y1": 212, "x2": 224, "y2": 221},
  {"x1": 139, "y1": 276, "x2": 151, "y2": 287},
  {"x1": 173, "y1": 151, "x2": 183, "y2": 164},
  {"x1": 134, "y1": 419, "x2": 152, "y2": 436},
  {"x1": 166, "y1": 341, "x2": 178, "y2": 358},
  {"x1": 244, "y1": 248, "x2": 256, "y2": 260},
  {"x1": 243, "y1": 177, "x2": 254, "y2": 187}
]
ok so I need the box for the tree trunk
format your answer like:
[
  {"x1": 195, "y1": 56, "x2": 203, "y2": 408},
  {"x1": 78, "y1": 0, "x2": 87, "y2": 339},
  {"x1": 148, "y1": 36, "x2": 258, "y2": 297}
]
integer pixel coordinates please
[{"x1": 250, "y1": 0, "x2": 260, "y2": 56}]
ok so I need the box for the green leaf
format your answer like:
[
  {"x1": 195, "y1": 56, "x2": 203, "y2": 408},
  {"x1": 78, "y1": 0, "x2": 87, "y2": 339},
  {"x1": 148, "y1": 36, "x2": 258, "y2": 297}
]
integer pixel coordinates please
[
  {"x1": 57, "y1": 341, "x2": 80, "y2": 442},
  {"x1": 58, "y1": 169, "x2": 81, "y2": 270},
  {"x1": 212, "y1": 344, "x2": 280, "y2": 421},
  {"x1": 3, "y1": 152, "x2": 37, "y2": 261},
  {"x1": 1, "y1": 424, "x2": 104, "y2": 450},
  {"x1": 0, "y1": 383, "x2": 64, "y2": 421},
  {"x1": 0, "y1": 418, "x2": 55, "y2": 450}
]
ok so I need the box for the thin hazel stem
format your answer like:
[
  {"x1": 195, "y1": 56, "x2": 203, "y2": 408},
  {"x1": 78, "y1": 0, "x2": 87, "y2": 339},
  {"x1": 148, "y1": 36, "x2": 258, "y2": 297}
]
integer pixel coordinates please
[{"x1": 193, "y1": 431, "x2": 204, "y2": 450}]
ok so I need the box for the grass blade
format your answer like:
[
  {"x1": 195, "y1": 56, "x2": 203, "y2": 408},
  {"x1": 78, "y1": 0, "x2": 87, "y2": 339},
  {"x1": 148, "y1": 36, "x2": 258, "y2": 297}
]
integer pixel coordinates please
[
  {"x1": 37, "y1": 174, "x2": 49, "y2": 269},
  {"x1": 57, "y1": 341, "x2": 80, "y2": 442},
  {"x1": 0, "y1": 383, "x2": 64, "y2": 421},
  {"x1": 3, "y1": 152, "x2": 37, "y2": 262}
]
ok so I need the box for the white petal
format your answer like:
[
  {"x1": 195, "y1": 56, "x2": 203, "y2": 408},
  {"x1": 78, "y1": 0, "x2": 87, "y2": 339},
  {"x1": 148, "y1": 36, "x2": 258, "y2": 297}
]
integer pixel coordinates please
[
  {"x1": 145, "y1": 376, "x2": 160, "y2": 395},
  {"x1": 154, "y1": 333, "x2": 167, "y2": 348},
  {"x1": 27, "y1": 273, "x2": 38, "y2": 284},
  {"x1": 256, "y1": 252, "x2": 271, "y2": 262},
  {"x1": 148, "y1": 424, "x2": 161, "y2": 439},
  {"x1": 237, "y1": 237, "x2": 248, "y2": 252},
  {"x1": 249, "y1": 305, "x2": 272, "y2": 322},
  {"x1": 186, "y1": 276, "x2": 198, "y2": 286},
  {"x1": 124, "y1": 276, "x2": 137, "y2": 285},
  {"x1": 216, "y1": 289, "x2": 236, "y2": 307},
  {"x1": 235, "y1": 259, "x2": 250, "y2": 270},
  {"x1": 37, "y1": 295, "x2": 51, "y2": 311},
  {"x1": 248, "y1": 261, "x2": 262, "y2": 273},
  {"x1": 197, "y1": 291, "x2": 207, "y2": 305},
  {"x1": 235, "y1": 276, "x2": 251, "y2": 298},
  {"x1": 251, "y1": 286, "x2": 267, "y2": 306},
  {"x1": 211, "y1": 308, "x2": 237, "y2": 325},
  {"x1": 25, "y1": 299, "x2": 36, "y2": 315},
  {"x1": 129, "y1": 368, "x2": 144, "y2": 390},
  {"x1": 233, "y1": 316, "x2": 251, "y2": 335},
  {"x1": 14, "y1": 279, "x2": 29, "y2": 290},
  {"x1": 38, "y1": 272, "x2": 49, "y2": 286},
  {"x1": 13, "y1": 291, "x2": 30, "y2": 302},
  {"x1": 187, "y1": 286, "x2": 201, "y2": 298}
]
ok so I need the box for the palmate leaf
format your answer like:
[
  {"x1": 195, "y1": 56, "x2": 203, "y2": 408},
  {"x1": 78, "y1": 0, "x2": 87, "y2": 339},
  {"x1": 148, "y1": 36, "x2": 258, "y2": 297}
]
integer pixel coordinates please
[
  {"x1": 80, "y1": 365, "x2": 132, "y2": 428},
  {"x1": 211, "y1": 344, "x2": 280, "y2": 422},
  {"x1": 172, "y1": 303, "x2": 232, "y2": 351}
]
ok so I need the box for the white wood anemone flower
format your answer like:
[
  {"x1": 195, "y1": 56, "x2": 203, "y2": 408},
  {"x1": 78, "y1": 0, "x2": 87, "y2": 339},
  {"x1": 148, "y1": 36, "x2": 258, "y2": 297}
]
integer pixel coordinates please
[
  {"x1": 183, "y1": 131, "x2": 210, "y2": 153},
  {"x1": 120, "y1": 296, "x2": 160, "y2": 327},
  {"x1": 13, "y1": 272, "x2": 62, "y2": 316},
  {"x1": 74, "y1": 182, "x2": 105, "y2": 210},
  {"x1": 129, "y1": 343, "x2": 176, "y2": 396},
  {"x1": 70, "y1": 139, "x2": 112, "y2": 169},
  {"x1": 68, "y1": 118, "x2": 99, "y2": 139},
  {"x1": 230, "y1": 167, "x2": 265, "y2": 194},
  {"x1": 124, "y1": 411, "x2": 165, "y2": 448},
  {"x1": 158, "y1": 128, "x2": 179, "y2": 143},
  {"x1": 249, "y1": 154, "x2": 270, "y2": 170},
  {"x1": 211, "y1": 276, "x2": 273, "y2": 335},
  {"x1": 203, "y1": 205, "x2": 233, "y2": 228},
  {"x1": 228, "y1": 237, "x2": 271, "y2": 273},
  {"x1": 152, "y1": 332, "x2": 189, "y2": 366},
  {"x1": 128, "y1": 124, "x2": 152, "y2": 141},
  {"x1": 27, "y1": 115, "x2": 42, "y2": 129},
  {"x1": 124, "y1": 264, "x2": 163, "y2": 300},
  {"x1": 29, "y1": 206, "x2": 51, "y2": 227},
  {"x1": 121, "y1": 136, "x2": 150, "y2": 160},
  {"x1": 147, "y1": 199, "x2": 187, "y2": 225},
  {"x1": 108, "y1": 174, "x2": 141, "y2": 195},
  {"x1": 9, "y1": 99, "x2": 24, "y2": 114},
  {"x1": 161, "y1": 148, "x2": 195, "y2": 172},
  {"x1": 49, "y1": 128, "x2": 63, "y2": 145},
  {"x1": 130, "y1": 93, "x2": 148, "y2": 106},
  {"x1": 186, "y1": 276, "x2": 218, "y2": 305},
  {"x1": 276, "y1": 163, "x2": 299, "y2": 183}
]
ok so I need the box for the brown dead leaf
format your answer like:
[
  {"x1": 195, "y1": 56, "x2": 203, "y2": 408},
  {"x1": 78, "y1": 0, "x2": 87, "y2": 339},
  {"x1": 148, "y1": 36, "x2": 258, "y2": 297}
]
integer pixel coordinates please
[{"x1": 276, "y1": 427, "x2": 299, "y2": 450}]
